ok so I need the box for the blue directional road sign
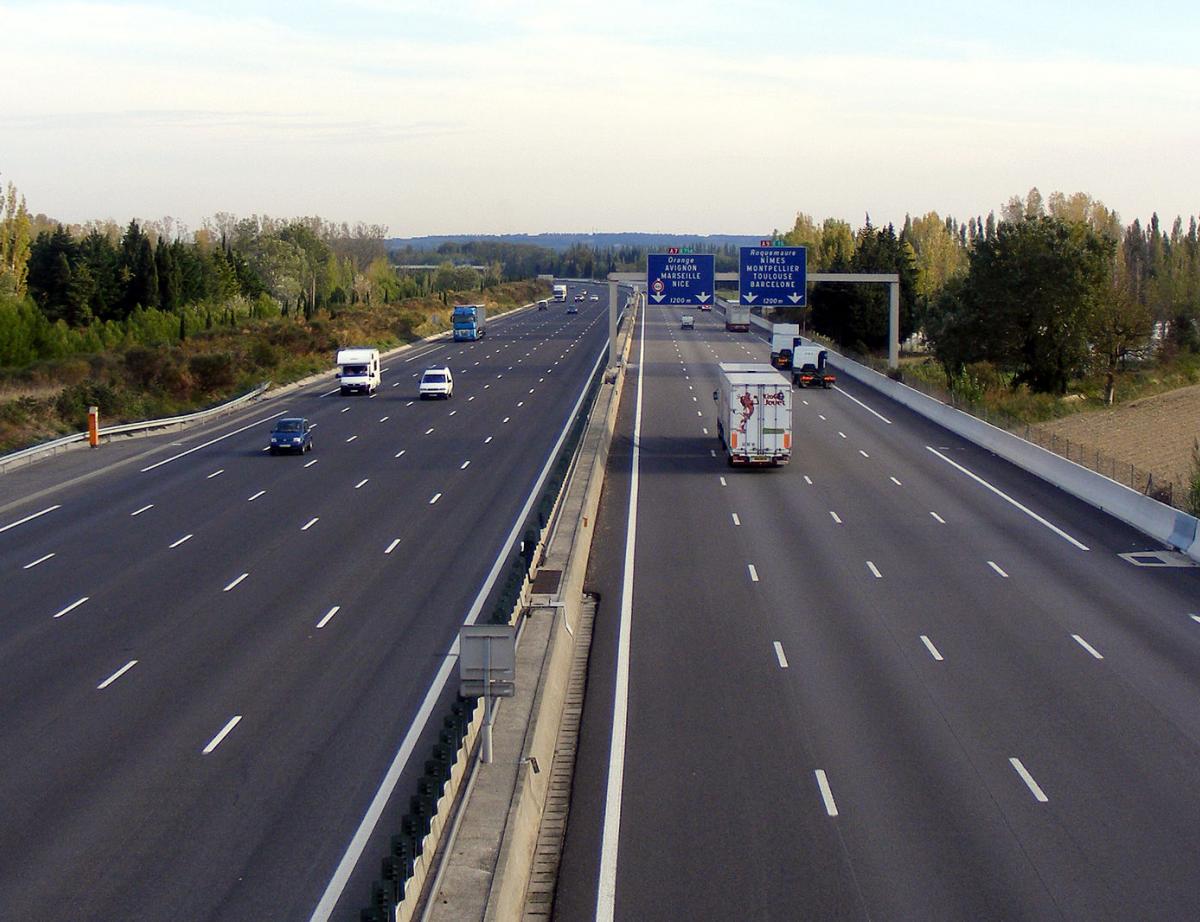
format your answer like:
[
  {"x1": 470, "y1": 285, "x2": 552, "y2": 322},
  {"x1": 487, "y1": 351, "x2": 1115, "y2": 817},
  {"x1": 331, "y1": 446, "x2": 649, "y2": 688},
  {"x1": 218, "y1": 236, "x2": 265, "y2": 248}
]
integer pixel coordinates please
[
  {"x1": 647, "y1": 253, "x2": 715, "y2": 307},
  {"x1": 739, "y1": 246, "x2": 807, "y2": 306}
]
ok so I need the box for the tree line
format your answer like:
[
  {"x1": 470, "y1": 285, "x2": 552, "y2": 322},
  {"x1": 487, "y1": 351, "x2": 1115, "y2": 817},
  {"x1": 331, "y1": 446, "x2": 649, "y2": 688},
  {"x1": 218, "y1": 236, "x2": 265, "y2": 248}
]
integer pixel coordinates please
[{"x1": 782, "y1": 189, "x2": 1200, "y2": 399}]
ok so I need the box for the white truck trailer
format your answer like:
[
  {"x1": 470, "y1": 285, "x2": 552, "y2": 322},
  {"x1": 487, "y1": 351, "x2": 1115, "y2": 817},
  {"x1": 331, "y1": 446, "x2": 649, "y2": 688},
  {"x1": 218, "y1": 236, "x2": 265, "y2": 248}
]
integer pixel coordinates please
[
  {"x1": 724, "y1": 304, "x2": 751, "y2": 332},
  {"x1": 714, "y1": 362, "x2": 792, "y2": 466},
  {"x1": 769, "y1": 323, "x2": 801, "y2": 369},
  {"x1": 336, "y1": 348, "x2": 381, "y2": 395}
]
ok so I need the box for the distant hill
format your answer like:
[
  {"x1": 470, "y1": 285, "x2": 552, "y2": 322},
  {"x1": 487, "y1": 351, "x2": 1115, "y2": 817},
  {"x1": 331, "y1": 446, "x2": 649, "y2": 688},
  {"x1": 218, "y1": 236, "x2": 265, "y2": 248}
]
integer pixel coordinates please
[{"x1": 386, "y1": 232, "x2": 766, "y2": 253}]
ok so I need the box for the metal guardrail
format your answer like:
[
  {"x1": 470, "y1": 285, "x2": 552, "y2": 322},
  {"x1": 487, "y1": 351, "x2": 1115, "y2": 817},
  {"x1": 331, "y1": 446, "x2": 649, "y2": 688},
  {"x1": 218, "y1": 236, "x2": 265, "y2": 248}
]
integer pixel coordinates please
[{"x1": 0, "y1": 382, "x2": 271, "y2": 474}]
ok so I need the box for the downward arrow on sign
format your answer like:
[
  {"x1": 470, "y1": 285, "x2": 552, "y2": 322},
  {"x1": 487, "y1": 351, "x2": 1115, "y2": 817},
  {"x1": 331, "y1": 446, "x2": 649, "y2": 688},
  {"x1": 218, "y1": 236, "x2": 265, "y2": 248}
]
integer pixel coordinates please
[
  {"x1": 696, "y1": 292, "x2": 711, "y2": 303},
  {"x1": 652, "y1": 294, "x2": 666, "y2": 303},
  {"x1": 743, "y1": 293, "x2": 757, "y2": 304},
  {"x1": 788, "y1": 293, "x2": 803, "y2": 304}
]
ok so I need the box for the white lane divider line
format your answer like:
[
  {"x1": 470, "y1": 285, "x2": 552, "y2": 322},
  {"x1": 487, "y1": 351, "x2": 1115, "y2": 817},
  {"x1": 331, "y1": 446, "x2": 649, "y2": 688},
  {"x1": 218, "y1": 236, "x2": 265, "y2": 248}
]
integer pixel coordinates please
[
  {"x1": 696, "y1": 410, "x2": 703, "y2": 417},
  {"x1": 345, "y1": 435, "x2": 358, "y2": 443},
  {"x1": 890, "y1": 477, "x2": 903, "y2": 486},
  {"x1": 141, "y1": 413, "x2": 285, "y2": 472},
  {"x1": 53, "y1": 596, "x2": 89, "y2": 619},
  {"x1": 930, "y1": 511, "x2": 945, "y2": 524},
  {"x1": 858, "y1": 450, "x2": 869, "y2": 458},
  {"x1": 829, "y1": 511, "x2": 842, "y2": 525},
  {"x1": 484, "y1": 436, "x2": 493, "y2": 444},
  {"x1": 207, "y1": 469, "x2": 224, "y2": 479},
  {"x1": 304, "y1": 458, "x2": 318, "y2": 468},
  {"x1": 804, "y1": 475, "x2": 813, "y2": 485},
  {"x1": 1009, "y1": 757, "x2": 1049, "y2": 802},
  {"x1": 23, "y1": 552, "x2": 55, "y2": 569},
  {"x1": 394, "y1": 450, "x2": 406, "y2": 458},
  {"x1": 168, "y1": 534, "x2": 193, "y2": 549},
  {"x1": 834, "y1": 386, "x2": 893, "y2": 424},
  {"x1": 920, "y1": 635, "x2": 944, "y2": 661},
  {"x1": 248, "y1": 490, "x2": 266, "y2": 502},
  {"x1": 202, "y1": 715, "x2": 243, "y2": 754},
  {"x1": 461, "y1": 460, "x2": 471, "y2": 470},
  {"x1": 517, "y1": 402, "x2": 524, "y2": 408},
  {"x1": 223, "y1": 573, "x2": 249, "y2": 591},
  {"x1": 988, "y1": 561, "x2": 1009, "y2": 578},
  {"x1": 379, "y1": 416, "x2": 389, "y2": 422},
  {"x1": 429, "y1": 493, "x2": 442, "y2": 505},
  {"x1": 340, "y1": 406, "x2": 351, "y2": 414},
  {"x1": 1072, "y1": 634, "x2": 1104, "y2": 659},
  {"x1": 838, "y1": 431, "x2": 847, "y2": 439},
  {"x1": 867, "y1": 561, "x2": 883, "y2": 579},
  {"x1": 815, "y1": 770, "x2": 839, "y2": 816},
  {"x1": 130, "y1": 503, "x2": 154, "y2": 516},
  {"x1": 385, "y1": 539, "x2": 400, "y2": 555},
  {"x1": 503, "y1": 417, "x2": 510, "y2": 424},
  {"x1": 925, "y1": 446, "x2": 1090, "y2": 550},
  {"x1": 1, "y1": 504, "x2": 62, "y2": 533},
  {"x1": 818, "y1": 414, "x2": 827, "y2": 421},
  {"x1": 702, "y1": 427, "x2": 709, "y2": 435},
  {"x1": 773, "y1": 641, "x2": 789, "y2": 668},
  {"x1": 355, "y1": 479, "x2": 369, "y2": 490},
  {"x1": 1191, "y1": 614, "x2": 1200, "y2": 624},
  {"x1": 731, "y1": 513, "x2": 741, "y2": 526},
  {"x1": 392, "y1": 382, "x2": 400, "y2": 388},
  {"x1": 301, "y1": 517, "x2": 319, "y2": 531},
  {"x1": 710, "y1": 449, "x2": 716, "y2": 457},
  {"x1": 97, "y1": 660, "x2": 138, "y2": 689},
  {"x1": 719, "y1": 477, "x2": 727, "y2": 487},
  {"x1": 450, "y1": 410, "x2": 458, "y2": 416},
  {"x1": 317, "y1": 606, "x2": 341, "y2": 629},
  {"x1": 469, "y1": 396, "x2": 476, "y2": 401},
  {"x1": 425, "y1": 428, "x2": 434, "y2": 435},
  {"x1": 748, "y1": 564, "x2": 760, "y2": 582}
]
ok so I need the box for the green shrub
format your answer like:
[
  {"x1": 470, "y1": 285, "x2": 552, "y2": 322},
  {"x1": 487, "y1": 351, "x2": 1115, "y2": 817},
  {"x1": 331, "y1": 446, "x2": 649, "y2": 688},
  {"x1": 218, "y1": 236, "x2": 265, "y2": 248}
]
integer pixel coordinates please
[{"x1": 188, "y1": 352, "x2": 236, "y2": 391}]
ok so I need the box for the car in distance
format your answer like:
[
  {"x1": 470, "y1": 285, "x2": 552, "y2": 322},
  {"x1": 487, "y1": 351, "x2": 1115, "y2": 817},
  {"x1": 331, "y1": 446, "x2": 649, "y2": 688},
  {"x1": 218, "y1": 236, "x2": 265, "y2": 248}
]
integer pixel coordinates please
[
  {"x1": 575, "y1": 292, "x2": 586, "y2": 302},
  {"x1": 566, "y1": 303, "x2": 579, "y2": 314},
  {"x1": 681, "y1": 315, "x2": 695, "y2": 330},
  {"x1": 419, "y1": 366, "x2": 454, "y2": 399},
  {"x1": 537, "y1": 299, "x2": 549, "y2": 311},
  {"x1": 589, "y1": 294, "x2": 599, "y2": 302},
  {"x1": 269, "y1": 417, "x2": 313, "y2": 454}
]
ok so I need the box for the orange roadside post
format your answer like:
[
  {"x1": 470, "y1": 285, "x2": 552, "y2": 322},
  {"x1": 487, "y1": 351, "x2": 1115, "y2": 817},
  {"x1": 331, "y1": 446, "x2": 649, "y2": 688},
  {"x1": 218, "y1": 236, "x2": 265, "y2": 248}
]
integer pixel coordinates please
[{"x1": 87, "y1": 406, "x2": 100, "y2": 448}]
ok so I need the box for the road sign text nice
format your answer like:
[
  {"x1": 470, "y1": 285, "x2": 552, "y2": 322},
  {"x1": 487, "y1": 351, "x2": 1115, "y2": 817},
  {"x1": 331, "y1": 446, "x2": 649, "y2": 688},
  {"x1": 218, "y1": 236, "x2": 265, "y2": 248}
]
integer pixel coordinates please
[{"x1": 647, "y1": 253, "x2": 715, "y2": 306}]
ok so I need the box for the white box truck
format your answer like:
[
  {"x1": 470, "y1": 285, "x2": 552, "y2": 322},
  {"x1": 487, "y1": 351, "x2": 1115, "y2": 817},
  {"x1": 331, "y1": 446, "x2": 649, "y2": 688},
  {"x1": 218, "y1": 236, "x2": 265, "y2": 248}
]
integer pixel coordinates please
[
  {"x1": 553, "y1": 283, "x2": 568, "y2": 302},
  {"x1": 336, "y1": 348, "x2": 381, "y2": 395},
  {"x1": 770, "y1": 323, "x2": 801, "y2": 369},
  {"x1": 725, "y1": 305, "x2": 751, "y2": 332},
  {"x1": 714, "y1": 362, "x2": 792, "y2": 466}
]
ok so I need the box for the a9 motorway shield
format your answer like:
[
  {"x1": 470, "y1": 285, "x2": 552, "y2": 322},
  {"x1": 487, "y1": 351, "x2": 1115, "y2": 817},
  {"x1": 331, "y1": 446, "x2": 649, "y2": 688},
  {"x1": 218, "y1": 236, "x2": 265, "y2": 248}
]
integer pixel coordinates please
[
  {"x1": 739, "y1": 246, "x2": 807, "y2": 306},
  {"x1": 647, "y1": 253, "x2": 714, "y2": 306}
]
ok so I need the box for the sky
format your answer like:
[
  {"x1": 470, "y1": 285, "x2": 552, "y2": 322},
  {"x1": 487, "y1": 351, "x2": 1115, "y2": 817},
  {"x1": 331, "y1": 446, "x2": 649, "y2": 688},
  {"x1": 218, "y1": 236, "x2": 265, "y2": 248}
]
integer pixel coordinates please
[{"x1": 2, "y1": 0, "x2": 1198, "y2": 237}]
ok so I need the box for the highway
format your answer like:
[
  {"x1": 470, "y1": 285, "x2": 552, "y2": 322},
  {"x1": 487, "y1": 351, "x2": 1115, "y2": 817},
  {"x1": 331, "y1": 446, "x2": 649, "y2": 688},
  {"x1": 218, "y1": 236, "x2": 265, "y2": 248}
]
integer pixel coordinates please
[
  {"x1": 0, "y1": 283, "x2": 612, "y2": 921},
  {"x1": 555, "y1": 301, "x2": 1200, "y2": 920}
]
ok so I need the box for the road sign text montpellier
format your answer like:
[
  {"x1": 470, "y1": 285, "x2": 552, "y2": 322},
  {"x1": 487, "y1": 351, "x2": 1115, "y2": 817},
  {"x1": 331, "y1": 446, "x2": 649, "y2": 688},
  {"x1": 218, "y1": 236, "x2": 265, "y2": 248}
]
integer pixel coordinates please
[{"x1": 647, "y1": 253, "x2": 715, "y2": 306}]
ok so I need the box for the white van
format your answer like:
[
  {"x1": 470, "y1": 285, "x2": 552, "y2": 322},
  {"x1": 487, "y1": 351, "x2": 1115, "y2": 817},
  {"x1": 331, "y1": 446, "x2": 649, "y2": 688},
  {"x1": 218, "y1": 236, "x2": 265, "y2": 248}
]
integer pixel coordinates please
[
  {"x1": 419, "y1": 366, "x2": 454, "y2": 399},
  {"x1": 336, "y1": 348, "x2": 381, "y2": 395}
]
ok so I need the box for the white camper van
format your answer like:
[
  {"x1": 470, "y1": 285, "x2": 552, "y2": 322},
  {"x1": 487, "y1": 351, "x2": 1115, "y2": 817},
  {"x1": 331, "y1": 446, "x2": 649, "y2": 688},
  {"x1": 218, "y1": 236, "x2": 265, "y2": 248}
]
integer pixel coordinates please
[{"x1": 336, "y1": 348, "x2": 381, "y2": 395}]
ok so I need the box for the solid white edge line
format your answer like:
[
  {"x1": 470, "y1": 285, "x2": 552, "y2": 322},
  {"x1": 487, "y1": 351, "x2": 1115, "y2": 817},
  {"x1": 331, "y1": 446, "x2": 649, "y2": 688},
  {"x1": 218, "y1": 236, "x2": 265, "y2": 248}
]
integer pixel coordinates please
[
  {"x1": 773, "y1": 641, "x2": 789, "y2": 668},
  {"x1": 815, "y1": 770, "x2": 839, "y2": 816},
  {"x1": 1009, "y1": 757, "x2": 1049, "y2": 802},
  {"x1": 53, "y1": 596, "x2": 89, "y2": 619},
  {"x1": 317, "y1": 606, "x2": 341, "y2": 629},
  {"x1": 97, "y1": 659, "x2": 138, "y2": 689},
  {"x1": 141, "y1": 413, "x2": 285, "y2": 471},
  {"x1": 0, "y1": 504, "x2": 62, "y2": 534},
  {"x1": 202, "y1": 715, "x2": 243, "y2": 754},
  {"x1": 920, "y1": 635, "x2": 944, "y2": 661},
  {"x1": 925, "y1": 446, "x2": 1090, "y2": 550},
  {"x1": 596, "y1": 301, "x2": 644, "y2": 922},
  {"x1": 311, "y1": 331, "x2": 611, "y2": 922},
  {"x1": 833, "y1": 385, "x2": 892, "y2": 424},
  {"x1": 1072, "y1": 634, "x2": 1104, "y2": 659}
]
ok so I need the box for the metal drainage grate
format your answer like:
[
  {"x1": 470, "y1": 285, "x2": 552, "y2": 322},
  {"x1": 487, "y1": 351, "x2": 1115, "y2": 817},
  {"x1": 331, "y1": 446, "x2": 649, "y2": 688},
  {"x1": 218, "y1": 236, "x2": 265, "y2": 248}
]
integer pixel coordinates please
[{"x1": 1119, "y1": 551, "x2": 1198, "y2": 568}]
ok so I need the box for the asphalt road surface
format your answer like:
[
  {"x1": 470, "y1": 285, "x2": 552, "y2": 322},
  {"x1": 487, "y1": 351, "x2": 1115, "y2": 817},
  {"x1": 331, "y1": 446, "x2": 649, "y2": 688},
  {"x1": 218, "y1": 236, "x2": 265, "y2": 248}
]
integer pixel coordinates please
[
  {"x1": 556, "y1": 301, "x2": 1200, "y2": 921},
  {"x1": 0, "y1": 282, "x2": 616, "y2": 921}
]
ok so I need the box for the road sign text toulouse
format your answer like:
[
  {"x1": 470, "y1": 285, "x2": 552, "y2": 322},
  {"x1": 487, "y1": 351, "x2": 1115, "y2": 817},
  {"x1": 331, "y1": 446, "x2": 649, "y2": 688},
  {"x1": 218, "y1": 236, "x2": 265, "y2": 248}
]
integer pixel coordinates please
[{"x1": 739, "y1": 246, "x2": 807, "y2": 306}]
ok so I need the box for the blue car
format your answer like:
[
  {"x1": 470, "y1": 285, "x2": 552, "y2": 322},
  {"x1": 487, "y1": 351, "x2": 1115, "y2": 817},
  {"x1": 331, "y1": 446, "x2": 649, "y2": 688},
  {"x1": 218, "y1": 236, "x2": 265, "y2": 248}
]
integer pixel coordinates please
[{"x1": 269, "y1": 417, "x2": 313, "y2": 454}]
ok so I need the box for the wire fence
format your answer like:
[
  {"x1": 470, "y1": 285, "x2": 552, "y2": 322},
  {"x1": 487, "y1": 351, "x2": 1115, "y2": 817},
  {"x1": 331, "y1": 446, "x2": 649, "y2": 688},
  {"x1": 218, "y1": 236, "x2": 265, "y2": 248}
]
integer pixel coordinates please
[{"x1": 843, "y1": 350, "x2": 1195, "y2": 512}]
